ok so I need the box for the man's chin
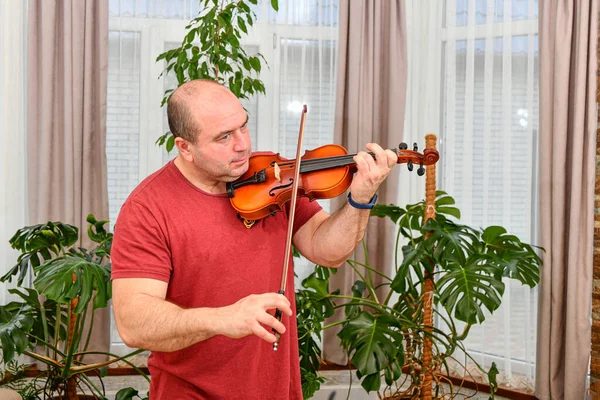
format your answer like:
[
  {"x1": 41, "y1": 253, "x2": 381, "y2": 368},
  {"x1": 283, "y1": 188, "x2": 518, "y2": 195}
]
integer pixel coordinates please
[{"x1": 226, "y1": 163, "x2": 249, "y2": 181}]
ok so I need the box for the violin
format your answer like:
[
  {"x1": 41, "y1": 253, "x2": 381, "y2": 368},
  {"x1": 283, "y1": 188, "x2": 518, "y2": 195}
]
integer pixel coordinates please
[{"x1": 226, "y1": 142, "x2": 440, "y2": 223}]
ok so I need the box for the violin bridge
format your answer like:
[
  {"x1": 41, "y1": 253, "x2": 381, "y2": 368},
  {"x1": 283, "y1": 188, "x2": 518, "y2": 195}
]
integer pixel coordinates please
[
  {"x1": 274, "y1": 163, "x2": 281, "y2": 182},
  {"x1": 243, "y1": 218, "x2": 256, "y2": 229}
]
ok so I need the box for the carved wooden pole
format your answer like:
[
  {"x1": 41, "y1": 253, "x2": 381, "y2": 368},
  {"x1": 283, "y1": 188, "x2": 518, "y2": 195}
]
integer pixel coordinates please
[{"x1": 420, "y1": 134, "x2": 437, "y2": 400}]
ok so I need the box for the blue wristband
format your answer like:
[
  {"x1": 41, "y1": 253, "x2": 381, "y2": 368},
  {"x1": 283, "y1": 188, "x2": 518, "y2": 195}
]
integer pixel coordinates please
[{"x1": 347, "y1": 192, "x2": 378, "y2": 209}]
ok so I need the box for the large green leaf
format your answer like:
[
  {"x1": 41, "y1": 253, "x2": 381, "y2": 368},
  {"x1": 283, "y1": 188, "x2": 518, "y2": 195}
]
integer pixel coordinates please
[
  {"x1": 436, "y1": 256, "x2": 505, "y2": 324},
  {"x1": 0, "y1": 305, "x2": 35, "y2": 363},
  {"x1": 497, "y1": 247, "x2": 541, "y2": 287},
  {"x1": 391, "y1": 289, "x2": 423, "y2": 323},
  {"x1": 481, "y1": 226, "x2": 542, "y2": 287},
  {"x1": 370, "y1": 204, "x2": 405, "y2": 224},
  {"x1": 338, "y1": 312, "x2": 404, "y2": 392},
  {"x1": 86, "y1": 214, "x2": 113, "y2": 259},
  {"x1": 300, "y1": 366, "x2": 325, "y2": 399},
  {"x1": 116, "y1": 387, "x2": 148, "y2": 400},
  {"x1": 422, "y1": 216, "x2": 479, "y2": 267},
  {"x1": 7, "y1": 288, "x2": 68, "y2": 343},
  {"x1": 296, "y1": 266, "x2": 337, "y2": 375},
  {"x1": 2, "y1": 221, "x2": 78, "y2": 285},
  {"x1": 344, "y1": 279, "x2": 366, "y2": 319},
  {"x1": 34, "y1": 255, "x2": 111, "y2": 312},
  {"x1": 390, "y1": 243, "x2": 426, "y2": 293}
]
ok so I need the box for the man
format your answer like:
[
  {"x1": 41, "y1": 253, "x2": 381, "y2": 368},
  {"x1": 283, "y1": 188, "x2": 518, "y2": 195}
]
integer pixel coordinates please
[{"x1": 111, "y1": 79, "x2": 397, "y2": 399}]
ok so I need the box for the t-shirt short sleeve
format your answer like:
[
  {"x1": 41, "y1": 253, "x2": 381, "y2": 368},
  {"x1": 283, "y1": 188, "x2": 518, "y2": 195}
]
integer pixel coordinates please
[{"x1": 111, "y1": 200, "x2": 172, "y2": 283}]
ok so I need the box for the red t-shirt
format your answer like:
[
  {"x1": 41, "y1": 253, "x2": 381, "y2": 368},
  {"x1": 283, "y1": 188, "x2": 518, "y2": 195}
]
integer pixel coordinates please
[{"x1": 111, "y1": 158, "x2": 322, "y2": 399}]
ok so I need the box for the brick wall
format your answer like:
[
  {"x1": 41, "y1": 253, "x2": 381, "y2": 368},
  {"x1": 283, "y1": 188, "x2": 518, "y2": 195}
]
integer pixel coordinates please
[{"x1": 591, "y1": 9, "x2": 600, "y2": 394}]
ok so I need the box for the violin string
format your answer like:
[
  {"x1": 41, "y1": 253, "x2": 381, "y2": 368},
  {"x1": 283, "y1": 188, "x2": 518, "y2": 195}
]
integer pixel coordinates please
[
  {"x1": 275, "y1": 152, "x2": 377, "y2": 171},
  {"x1": 300, "y1": 152, "x2": 381, "y2": 173},
  {"x1": 270, "y1": 150, "x2": 408, "y2": 174},
  {"x1": 276, "y1": 154, "x2": 357, "y2": 167},
  {"x1": 277, "y1": 158, "x2": 355, "y2": 173},
  {"x1": 301, "y1": 158, "x2": 356, "y2": 173}
]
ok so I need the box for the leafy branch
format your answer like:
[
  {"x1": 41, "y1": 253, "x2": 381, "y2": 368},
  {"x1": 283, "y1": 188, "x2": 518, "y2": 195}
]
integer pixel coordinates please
[{"x1": 155, "y1": 0, "x2": 279, "y2": 151}]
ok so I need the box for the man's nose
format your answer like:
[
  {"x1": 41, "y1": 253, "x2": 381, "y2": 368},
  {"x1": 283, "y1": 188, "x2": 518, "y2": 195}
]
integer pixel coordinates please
[{"x1": 233, "y1": 130, "x2": 249, "y2": 151}]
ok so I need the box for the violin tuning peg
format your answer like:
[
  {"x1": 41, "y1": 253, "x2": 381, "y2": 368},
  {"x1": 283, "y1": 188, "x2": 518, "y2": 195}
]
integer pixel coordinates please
[
  {"x1": 407, "y1": 160, "x2": 413, "y2": 172},
  {"x1": 399, "y1": 142, "x2": 408, "y2": 150},
  {"x1": 417, "y1": 163, "x2": 425, "y2": 176},
  {"x1": 413, "y1": 143, "x2": 418, "y2": 152}
]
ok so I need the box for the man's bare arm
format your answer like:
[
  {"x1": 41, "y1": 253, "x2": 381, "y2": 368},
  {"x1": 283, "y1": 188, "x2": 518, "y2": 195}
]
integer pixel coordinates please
[
  {"x1": 293, "y1": 143, "x2": 397, "y2": 267},
  {"x1": 293, "y1": 206, "x2": 370, "y2": 267},
  {"x1": 112, "y1": 278, "x2": 292, "y2": 352}
]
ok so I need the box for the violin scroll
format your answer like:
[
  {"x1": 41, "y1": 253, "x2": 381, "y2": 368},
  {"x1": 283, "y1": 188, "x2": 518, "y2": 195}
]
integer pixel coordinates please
[{"x1": 395, "y1": 142, "x2": 439, "y2": 176}]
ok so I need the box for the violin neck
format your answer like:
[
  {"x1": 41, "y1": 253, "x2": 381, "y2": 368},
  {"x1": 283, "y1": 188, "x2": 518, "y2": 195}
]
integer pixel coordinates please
[{"x1": 299, "y1": 149, "x2": 397, "y2": 173}]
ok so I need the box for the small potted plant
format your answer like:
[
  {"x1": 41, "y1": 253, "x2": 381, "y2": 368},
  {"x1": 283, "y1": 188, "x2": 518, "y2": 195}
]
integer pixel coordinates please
[{"x1": 0, "y1": 215, "x2": 149, "y2": 400}]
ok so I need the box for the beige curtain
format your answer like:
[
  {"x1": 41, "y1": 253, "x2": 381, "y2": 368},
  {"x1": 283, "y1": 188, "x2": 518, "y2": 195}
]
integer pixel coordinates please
[
  {"x1": 28, "y1": 0, "x2": 110, "y2": 362},
  {"x1": 323, "y1": 0, "x2": 407, "y2": 364},
  {"x1": 536, "y1": 2, "x2": 598, "y2": 399}
]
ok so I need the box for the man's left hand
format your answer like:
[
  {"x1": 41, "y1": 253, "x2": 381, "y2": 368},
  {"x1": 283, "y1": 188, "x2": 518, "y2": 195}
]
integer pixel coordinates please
[{"x1": 349, "y1": 143, "x2": 397, "y2": 203}]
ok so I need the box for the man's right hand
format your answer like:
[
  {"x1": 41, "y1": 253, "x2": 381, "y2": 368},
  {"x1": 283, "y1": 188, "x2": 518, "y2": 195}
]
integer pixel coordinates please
[{"x1": 218, "y1": 293, "x2": 293, "y2": 343}]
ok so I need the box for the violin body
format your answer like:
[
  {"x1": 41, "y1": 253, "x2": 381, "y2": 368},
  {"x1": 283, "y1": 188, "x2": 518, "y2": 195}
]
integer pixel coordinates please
[{"x1": 228, "y1": 144, "x2": 354, "y2": 221}]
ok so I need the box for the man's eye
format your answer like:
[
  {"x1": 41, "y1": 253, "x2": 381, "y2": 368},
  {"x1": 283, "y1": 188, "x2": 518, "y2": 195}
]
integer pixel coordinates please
[{"x1": 220, "y1": 134, "x2": 230, "y2": 141}]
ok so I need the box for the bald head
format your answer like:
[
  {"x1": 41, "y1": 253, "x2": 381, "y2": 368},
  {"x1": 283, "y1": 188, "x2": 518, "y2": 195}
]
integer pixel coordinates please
[{"x1": 167, "y1": 79, "x2": 237, "y2": 143}]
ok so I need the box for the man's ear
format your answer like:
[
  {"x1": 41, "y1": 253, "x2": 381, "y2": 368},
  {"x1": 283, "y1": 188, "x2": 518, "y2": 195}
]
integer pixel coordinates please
[{"x1": 175, "y1": 137, "x2": 194, "y2": 162}]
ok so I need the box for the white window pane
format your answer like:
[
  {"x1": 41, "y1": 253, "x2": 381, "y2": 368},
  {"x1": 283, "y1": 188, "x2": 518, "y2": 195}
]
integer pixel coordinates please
[
  {"x1": 110, "y1": 0, "x2": 200, "y2": 19},
  {"x1": 107, "y1": 31, "x2": 141, "y2": 232},
  {"x1": 267, "y1": 0, "x2": 339, "y2": 27},
  {"x1": 278, "y1": 39, "x2": 336, "y2": 158},
  {"x1": 440, "y1": 0, "x2": 539, "y2": 386}
]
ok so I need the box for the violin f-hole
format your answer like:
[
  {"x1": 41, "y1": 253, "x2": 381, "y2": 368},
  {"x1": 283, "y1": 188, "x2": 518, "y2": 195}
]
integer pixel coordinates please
[{"x1": 269, "y1": 178, "x2": 294, "y2": 196}]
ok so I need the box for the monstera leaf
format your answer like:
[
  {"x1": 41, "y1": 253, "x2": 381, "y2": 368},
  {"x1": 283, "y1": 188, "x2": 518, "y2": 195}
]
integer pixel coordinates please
[
  {"x1": 2, "y1": 221, "x2": 78, "y2": 285},
  {"x1": 296, "y1": 266, "x2": 337, "y2": 373},
  {"x1": 370, "y1": 204, "x2": 406, "y2": 224},
  {"x1": 422, "y1": 215, "x2": 479, "y2": 267},
  {"x1": 7, "y1": 288, "x2": 68, "y2": 343},
  {"x1": 338, "y1": 312, "x2": 404, "y2": 392},
  {"x1": 0, "y1": 305, "x2": 34, "y2": 363},
  {"x1": 85, "y1": 214, "x2": 113, "y2": 259},
  {"x1": 390, "y1": 243, "x2": 426, "y2": 293},
  {"x1": 435, "y1": 255, "x2": 505, "y2": 324},
  {"x1": 296, "y1": 266, "x2": 337, "y2": 398},
  {"x1": 481, "y1": 226, "x2": 541, "y2": 287},
  {"x1": 34, "y1": 255, "x2": 111, "y2": 313},
  {"x1": 298, "y1": 268, "x2": 337, "y2": 319}
]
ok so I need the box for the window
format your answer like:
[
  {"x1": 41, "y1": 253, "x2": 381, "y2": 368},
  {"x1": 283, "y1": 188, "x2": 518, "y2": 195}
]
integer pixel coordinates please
[
  {"x1": 406, "y1": 0, "x2": 539, "y2": 390},
  {"x1": 0, "y1": 1, "x2": 28, "y2": 305}
]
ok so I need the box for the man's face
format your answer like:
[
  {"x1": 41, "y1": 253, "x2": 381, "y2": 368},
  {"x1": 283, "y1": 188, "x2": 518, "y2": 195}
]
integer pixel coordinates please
[{"x1": 188, "y1": 94, "x2": 252, "y2": 185}]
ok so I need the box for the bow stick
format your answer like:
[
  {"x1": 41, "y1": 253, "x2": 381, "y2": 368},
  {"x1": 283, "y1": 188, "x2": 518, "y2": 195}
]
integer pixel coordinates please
[{"x1": 273, "y1": 104, "x2": 307, "y2": 351}]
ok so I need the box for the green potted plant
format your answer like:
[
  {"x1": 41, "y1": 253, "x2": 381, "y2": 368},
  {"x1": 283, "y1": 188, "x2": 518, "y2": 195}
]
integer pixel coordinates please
[
  {"x1": 298, "y1": 191, "x2": 542, "y2": 399},
  {"x1": 295, "y1": 263, "x2": 339, "y2": 398},
  {"x1": 333, "y1": 191, "x2": 542, "y2": 399},
  {"x1": 0, "y1": 215, "x2": 149, "y2": 400}
]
